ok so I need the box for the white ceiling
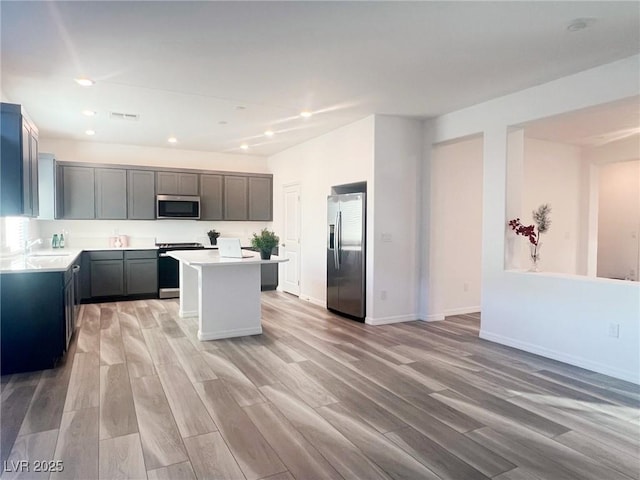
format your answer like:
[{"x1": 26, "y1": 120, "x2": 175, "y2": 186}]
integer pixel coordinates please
[
  {"x1": 2, "y1": 1, "x2": 639, "y2": 157},
  {"x1": 523, "y1": 96, "x2": 640, "y2": 147}
]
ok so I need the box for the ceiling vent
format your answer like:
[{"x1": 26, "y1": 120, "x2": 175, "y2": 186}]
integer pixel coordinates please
[{"x1": 110, "y1": 111, "x2": 140, "y2": 121}]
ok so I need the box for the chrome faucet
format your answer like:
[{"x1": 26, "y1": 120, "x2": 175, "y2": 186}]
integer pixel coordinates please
[{"x1": 25, "y1": 238, "x2": 42, "y2": 254}]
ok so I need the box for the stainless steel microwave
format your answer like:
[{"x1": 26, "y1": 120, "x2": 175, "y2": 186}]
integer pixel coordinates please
[{"x1": 156, "y1": 195, "x2": 200, "y2": 219}]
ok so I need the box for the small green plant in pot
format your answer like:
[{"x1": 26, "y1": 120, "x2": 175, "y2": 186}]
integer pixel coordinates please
[
  {"x1": 207, "y1": 229, "x2": 220, "y2": 245},
  {"x1": 251, "y1": 228, "x2": 279, "y2": 260}
]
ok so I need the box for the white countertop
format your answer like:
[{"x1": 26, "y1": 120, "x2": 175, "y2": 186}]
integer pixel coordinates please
[
  {"x1": 0, "y1": 245, "x2": 268, "y2": 273},
  {"x1": 0, "y1": 245, "x2": 160, "y2": 274},
  {"x1": 168, "y1": 249, "x2": 287, "y2": 266},
  {"x1": 0, "y1": 249, "x2": 82, "y2": 274}
]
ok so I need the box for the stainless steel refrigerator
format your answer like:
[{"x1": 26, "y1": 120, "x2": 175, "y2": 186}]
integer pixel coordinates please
[{"x1": 327, "y1": 192, "x2": 366, "y2": 320}]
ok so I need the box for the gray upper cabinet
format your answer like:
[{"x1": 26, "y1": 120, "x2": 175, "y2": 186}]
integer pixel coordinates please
[
  {"x1": 127, "y1": 170, "x2": 156, "y2": 219},
  {"x1": 62, "y1": 165, "x2": 95, "y2": 219},
  {"x1": 28, "y1": 130, "x2": 39, "y2": 217},
  {"x1": 156, "y1": 172, "x2": 199, "y2": 195},
  {"x1": 248, "y1": 176, "x2": 273, "y2": 221},
  {"x1": 52, "y1": 161, "x2": 273, "y2": 222},
  {"x1": 1, "y1": 103, "x2": 39, "y2": 217},
  {"x1": 200, "y1": 174, "x2": 224, "y2": 220},
  {"x1": 224, "y1": 175, "x2": 248, "y2": 220},
  {"x1": 95, "y1": 168, "x2": 127, "y2": 219},
  {"x1": 223, "y1": 174, "x2": 273, "y2": 221}
]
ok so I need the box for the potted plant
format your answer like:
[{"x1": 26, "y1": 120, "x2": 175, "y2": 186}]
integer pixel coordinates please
[
  {"x1": 207, "y1": 229, "x2": 221, "y2": 245},
  {"x1": 251, "y1": 228, "x2": 279, "y2": 260}
]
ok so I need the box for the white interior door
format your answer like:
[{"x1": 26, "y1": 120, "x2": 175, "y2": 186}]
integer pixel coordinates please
[{"x1": 282, "y1": 183, "x2": 301, "y2": 295}]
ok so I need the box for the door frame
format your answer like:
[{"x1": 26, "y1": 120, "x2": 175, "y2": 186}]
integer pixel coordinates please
[{"x1": 281, "y1": 182, "x2": 302, "y2": 296}]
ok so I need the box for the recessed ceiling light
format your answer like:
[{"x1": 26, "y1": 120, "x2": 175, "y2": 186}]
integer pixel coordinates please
[
  {"x1": 567, "y1": 18, "x2": 596, "y2": 32},
  {"x1": 168, "y1": 137, "x2": 178, "y2": 144},
  {"x1": 264, "y1": 130, "x2": 275, "y2": 137},
  {"x1": 82, "y1": 110, "x2": 97, "y2": 116},
  {"x1": 85, "y1": 129, "x2": 96, "y2": 136},
  {"x1": 240, "y1": 143, "x2": 249, "y2": 150},
  {"x1": 75, "y1": 77, "x2": 95, "y2": 87},
  {"x1": 300, "y1": 110, "x2": 313, "y2": 118}
]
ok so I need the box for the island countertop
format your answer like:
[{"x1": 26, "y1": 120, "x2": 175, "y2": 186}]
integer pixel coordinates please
[{"x1": 167, "y1": 249, "x2": 287, "y2": 266}]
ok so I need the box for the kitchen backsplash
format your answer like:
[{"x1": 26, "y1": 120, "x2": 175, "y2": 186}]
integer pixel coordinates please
[{"x1": 37, "y1": 219, "x2": 272, "y2": 248}]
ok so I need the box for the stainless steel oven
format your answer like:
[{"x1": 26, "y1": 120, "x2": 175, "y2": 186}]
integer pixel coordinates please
[{"x1": 157, "y1": 242, "x2": 204, "y2": 298}]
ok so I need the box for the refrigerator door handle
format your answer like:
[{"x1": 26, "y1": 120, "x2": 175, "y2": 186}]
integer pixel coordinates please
[
  {"x1": 334, "y1": 211, "x2": 340, "y2": 270},
  {"x1": 336, "y1": 211, "x2": 342, "y2": 269}
]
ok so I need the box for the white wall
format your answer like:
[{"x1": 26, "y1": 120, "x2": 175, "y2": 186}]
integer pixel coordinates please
[
  {"x1": 268, "y1": 115, "x2": 422, "y2": 324},
  {"x1": 268, "y1": 116, "x2": 375, "y2": 307},
  {"x1": 39, "y1": 138, "x2": 269, "y2": 173},
  {"x1": 430, "y1": 136, "x2": 483, "y2": 316},
  {"x1": 371, "y1": 116, "x2": 422, "y2": 324},
  {"x1": 596, "y1": 160, "x2": 640, "y2": 280},
  {"x1": 520, "y1": 138, "x2": 585, "y2": 274},
  {"x1": 425, "y1": 54, "x2": 640, "y2": 383},
  {"x1": 583, "y1": 137, "x2": 640, "y2": 281}
]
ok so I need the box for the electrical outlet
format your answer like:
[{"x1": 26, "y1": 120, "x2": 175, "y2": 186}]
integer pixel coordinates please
[
  {"x1": 381, "y1": 233, "x2": 392, "y2": 242},
  {"x1": 463, "y1": 282, "x2": 469, "y2": 292},
  {"x1": 380, "y1": 290, "x2": 387, "y2": 301},
  {"x1": 608, "y1": 323, "x2": 620, "y2": 338}
]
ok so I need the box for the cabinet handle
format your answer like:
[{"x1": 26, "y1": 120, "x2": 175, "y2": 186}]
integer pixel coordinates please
[{"x1": 72, "y1": 265, "x2": 81, "y2": 272}]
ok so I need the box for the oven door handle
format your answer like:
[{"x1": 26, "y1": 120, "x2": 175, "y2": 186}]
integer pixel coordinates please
[{"x1": 159, "y1": 253, "x2": 171, "y2": 257}]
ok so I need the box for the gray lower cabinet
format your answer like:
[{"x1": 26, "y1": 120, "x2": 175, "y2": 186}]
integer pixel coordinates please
[
  {"x1": 61, "y1": 165, "x2": 95, "y2": 219},
  {"x1": 224, "y1": 175, "x2": 248, "y2": 220},
  {"x1": 261, "y1": 263, "x2": 278, "y2": 291},
  {"x1": 200, "y1": 174, "x2": 224, "y2": 220},
  {"x1": 95, "y1": 168, "x2": 127, "y2": 219},
  {"x1": 157, "y1": 171, "x2": 199, "y2": 195},
  {"x1": 124, "y1": 250, "x2": 158, "y2": 295},
  {"x1": 128, "y1": 169, "x2": 156, "y2": 219},
  {"x1": 248, "y1": 176, "x2": 273, "y2": 221},
  {"x1": 90, "y1": 251, "x2": 125, "y2": 297},
  {"x1": 1, "y1": 263, "x2": 79, "y2": 374},
  {"x1": 85, "y1": 250, "x2": 157, "y2": 301}
]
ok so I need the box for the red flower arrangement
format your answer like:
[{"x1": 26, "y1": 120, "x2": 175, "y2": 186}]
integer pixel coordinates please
[
  {"x1": 508, "y1": 218, "x2": 538, "y2": 245},
  {"x1": 508, "y1": 204, "x2": 551, "y2": 270},
  {"x1": 508, "y1": 204, "x2": 551, "y2": 245}
]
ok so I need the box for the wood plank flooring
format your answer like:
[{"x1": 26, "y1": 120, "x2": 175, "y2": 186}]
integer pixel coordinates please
[{"x1": 1, "y1": 292, "x2": 639, "y2": 479}]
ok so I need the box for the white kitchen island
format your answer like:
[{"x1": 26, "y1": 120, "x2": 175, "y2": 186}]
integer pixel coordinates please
[{"x1": 167, "y1": 250, "x2": 288, "y2": 340}]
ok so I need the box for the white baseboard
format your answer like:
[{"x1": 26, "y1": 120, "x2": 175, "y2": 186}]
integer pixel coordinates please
[
  {"x1": 443, "y1": 306, "x2": 481, "y2": 317},
  {"x1": 419, "y1": 313, "x2": 445, "y2": 322},
  {"x1": 198, "y1": 326, "x2": 263, "y2": 341},
  {"x1": 179, "y1": 309, "x2": 198, "y2": 318},
  {"x1": 300, "y1": 295, "x2": 325, "y2": 308},
  {"x1": 365, "y1": 314, "x2": 418, "y2": 326},
  {"x1": 480, "y1": 330, "x2": 640, "y2": 385}
]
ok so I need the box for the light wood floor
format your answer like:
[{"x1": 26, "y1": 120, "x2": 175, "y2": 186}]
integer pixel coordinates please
[{"x1": 1, "y1": 292, "x2": 639, "y2": 480}]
